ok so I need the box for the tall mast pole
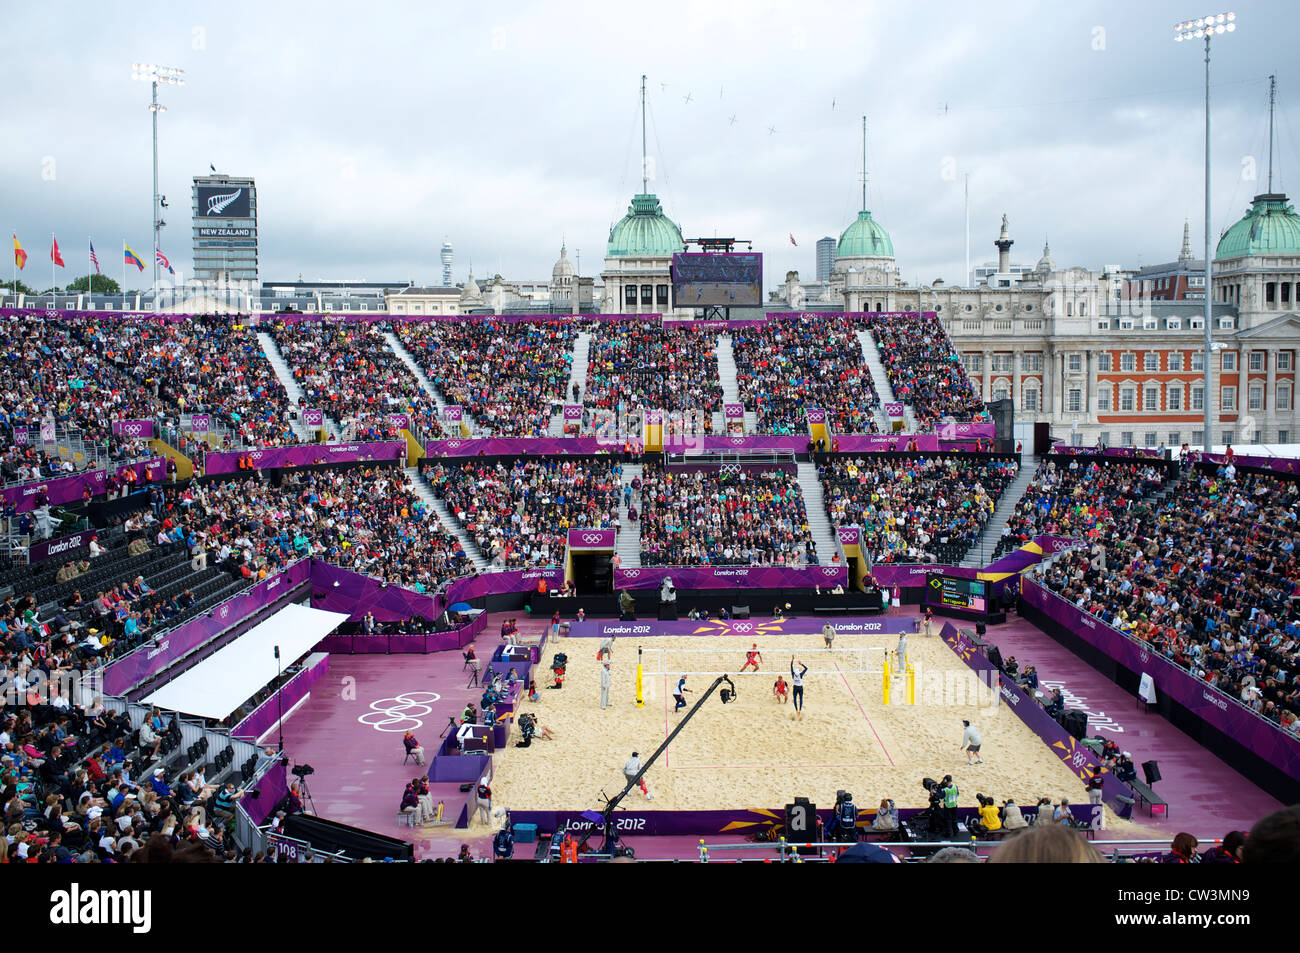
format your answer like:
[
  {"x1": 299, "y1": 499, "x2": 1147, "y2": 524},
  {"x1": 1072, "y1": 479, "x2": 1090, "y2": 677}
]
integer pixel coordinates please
[
  {"x1": 641, "y1": 74, "x2": 648, "y2": 193},
  {"x1": 861, "y1": 116, "x2": 867, "y2": 211},
  {"x1": 1268, "y1": 74, "x2": 1276, "y2": 193}
]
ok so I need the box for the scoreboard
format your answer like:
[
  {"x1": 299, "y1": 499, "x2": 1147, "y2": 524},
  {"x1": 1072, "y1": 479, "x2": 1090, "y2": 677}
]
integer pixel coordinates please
[{"x1": 924, "y1": 574, "x2": 987, "y2": 612}]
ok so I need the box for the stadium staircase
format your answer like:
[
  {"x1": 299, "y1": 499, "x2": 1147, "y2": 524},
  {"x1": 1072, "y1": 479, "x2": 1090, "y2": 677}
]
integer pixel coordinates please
[
  {"x1": 256, "y1": 332, "x2": 340, "y2": 442},
  {"x1": 855, "y1": 329, "x2": 916, "y2": 432},
  {"x1": 550, "y1": 331, "x2": 590, "y2": 436},
  {"x1": 795, "y1": 461, "x2": 838, "y2": 565},
  {"x1": 405, "y1": 466, "x2": 490, "y2": 572},
  {"x1": 381, "y1": 331, "x2": 463, "y2": 435},
  {"x1": 959, "y1": 462, "x2": 1036, "y2": 568},
  {"x1": 616, "y1": 463, "x2": 642, "y2": 568},
  {"x1": 716, "y1": 335, "x2": 756, "y2": 433}
]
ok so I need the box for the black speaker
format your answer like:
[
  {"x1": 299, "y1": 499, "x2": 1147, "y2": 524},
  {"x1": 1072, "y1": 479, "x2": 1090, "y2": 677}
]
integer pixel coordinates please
[
  {"x1": 658, "y1": 603, "x2": 678, "y2": 621},
  {"x1": 1061, "y1": 710, "x2": 1088, "y2": 741},
  {"x1": 1142, "y1": 760, "x2": 1162, "y2": 786},
  {"x1": 732, "y1": 605, "x2": 750, "y2": 620},
  {"x1": 975, "y1": 621, "x2": 987, "y2": 638}
]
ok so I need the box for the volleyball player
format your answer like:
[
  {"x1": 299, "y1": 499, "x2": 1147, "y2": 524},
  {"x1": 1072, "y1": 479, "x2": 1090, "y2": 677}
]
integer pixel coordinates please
[
  {"x1": 790, "y1": 657, "x2": 808, "y2": 720},
  {"x1": 739, "y1": 643, "x2": 763, "y2": 673}
]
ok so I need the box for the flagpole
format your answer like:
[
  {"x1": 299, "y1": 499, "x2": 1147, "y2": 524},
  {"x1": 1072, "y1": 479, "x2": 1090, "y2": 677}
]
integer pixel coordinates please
[
  {"x1": 51, "y1": 232, "x2": 55, "y2": 302},
  {"x1": 122, "y1": 239, "x2": 127, "y2": 311}
]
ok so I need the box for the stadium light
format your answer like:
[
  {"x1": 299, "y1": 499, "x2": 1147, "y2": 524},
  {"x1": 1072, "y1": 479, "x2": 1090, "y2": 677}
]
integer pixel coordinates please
[
  {"x1": 131, "y1": 62, "x2": 185, "y2": 310},
  {"x1": 1172, "y1": 13, "x2": 1236, "y2": 450}
]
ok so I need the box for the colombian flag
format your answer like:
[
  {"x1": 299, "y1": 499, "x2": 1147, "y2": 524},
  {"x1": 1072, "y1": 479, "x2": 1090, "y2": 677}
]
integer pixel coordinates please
[
  {"x1": 124, "y1": 245, "x2": 145, "y2": 271},
  {"x1": 12, "y1": 235, "x2": 26, "y2": 270}
]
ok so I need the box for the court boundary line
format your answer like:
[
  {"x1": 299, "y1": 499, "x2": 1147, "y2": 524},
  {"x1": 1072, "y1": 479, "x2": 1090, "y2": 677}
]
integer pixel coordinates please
[{"x1": 835, "y1": 660, "x2": 895, "y2": 767}]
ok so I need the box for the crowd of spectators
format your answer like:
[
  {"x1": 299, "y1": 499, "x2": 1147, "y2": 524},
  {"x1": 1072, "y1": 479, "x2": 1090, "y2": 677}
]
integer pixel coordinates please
[
  {"x1": 396, "y1": 321, "x2": 577, "y2": 436},
  {"x1": 1040, "y1": 464, "x2": 1300, "y2": 736},
  {"x1": 637, "y1": 463, "x2": 815, "y2": 566},
  {"x1": 731, "y1": 317, "x2": 881, "y2": 435},
  {"x1": 582, "y1": 325, "x2": 722, "y2": 437},
  {"x1": 271, "y1": 323, "x2": 445, "y2": 441},
  {"x1": 819, "y1": 455, "x2": 1019, "y2": 564},
  {"x1": 429, "y1": 458, "x2": 620, "y2": 569},
  {"x1": 993, "y1": 457, "x2": 1167, "y2": 560},
  {"x1": 864, "y1": 312, "x2": 984, "y2": 429}
]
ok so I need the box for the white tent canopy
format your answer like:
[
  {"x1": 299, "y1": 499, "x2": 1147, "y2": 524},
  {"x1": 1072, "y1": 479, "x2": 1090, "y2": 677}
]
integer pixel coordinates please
[{"x1": 143, "y1": 603, "x2": 348, "y2": 720}]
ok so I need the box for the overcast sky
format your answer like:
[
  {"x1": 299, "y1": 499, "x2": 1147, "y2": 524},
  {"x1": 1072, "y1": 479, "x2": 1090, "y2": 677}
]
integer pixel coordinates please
[{"x1": 1, "y1": 1, "x2": 1294, "y2": 290}]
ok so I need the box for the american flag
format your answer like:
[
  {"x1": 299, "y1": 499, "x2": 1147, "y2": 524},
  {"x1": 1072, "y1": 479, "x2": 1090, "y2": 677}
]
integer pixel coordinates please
[
  {"x1": 155, "y1": 246, "x2": 174, "y2": 274},
  {"x1": 88, "y1": 241, "x2": 101, "y2": 275}
]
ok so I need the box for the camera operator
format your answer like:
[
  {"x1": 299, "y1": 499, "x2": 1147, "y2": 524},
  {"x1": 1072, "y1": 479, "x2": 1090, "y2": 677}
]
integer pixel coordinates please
[
  {"x1": 967, "y1": 794, "x2": 1002, "y2": 837},
  {"x1": 1000, "y1": 798, "x2": 1028, "y2": 831},
  {"x1": 829, "y1": 790, "x2": 859, "y2": 843}
]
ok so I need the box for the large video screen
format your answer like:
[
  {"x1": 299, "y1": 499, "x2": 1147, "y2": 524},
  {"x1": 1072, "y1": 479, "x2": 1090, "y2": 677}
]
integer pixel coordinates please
[
  {"x1": 671, "y1": 252, "x2": 762, "y2": 307},
  {"x1": 923, "y1": 573, "x2": 987, "y2": 613},
  {"x1": 196, "y1": 185, "x2": 252, "y2": 219}
]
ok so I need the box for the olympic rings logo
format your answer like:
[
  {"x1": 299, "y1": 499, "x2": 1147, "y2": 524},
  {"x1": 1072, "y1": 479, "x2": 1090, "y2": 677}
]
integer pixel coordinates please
[
  {"x1": 581, "y1": 533, "x2": 605, "y2": 544},
  {"x1": 729, "y1": 437, "x2": 746, "y2": 446},
  {"x1": 822, "y1": 567, "x2": 839, "y2": 576},
  {"x1": 731, "y1": 622, "x2": 753, "y2": 633},
  {"x1": 356, "y1": 691, "x2": 442, "y2": 732},
  {"x1": 622, "y1": 569, "x2": 640, "y2": 578},
  {"x1": 249, "y1": 452, "x2": 263, "y2": 461},
  {"x1": 120, "y1": 424, "x2": 144, "y2": 437},
  {"x1": 446, "y1": 441, "x2": 462, "y2": 449}
]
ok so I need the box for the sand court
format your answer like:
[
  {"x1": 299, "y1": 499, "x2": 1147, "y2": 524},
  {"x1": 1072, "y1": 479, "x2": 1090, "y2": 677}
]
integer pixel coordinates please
[{"x1": 490, "y1": 627, "x2": 1111, "y2": 818}]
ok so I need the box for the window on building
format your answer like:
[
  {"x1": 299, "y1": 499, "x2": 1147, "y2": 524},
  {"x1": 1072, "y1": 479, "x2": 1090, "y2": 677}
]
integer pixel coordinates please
[
  {"x1": 1024, "y1": 386, "x2": 1040, "y2": 411},
  {"x1": 1097, "y1": 353, "x2": 1112, "y2": 372},
  {"x1": 1121, "y1": 353, "x2": 1136, "y2": 372},
  {"x1": 1068, "y1": 389, "x2": 1082, "y2": 412},
  {"x1": 1278, "y1": 383, "x2": 1292, "y2": 411},
  {"x1": 1266, "y1": 282, "x2": 1276, "y2": 304},
  {"x1": 1221, "y1": 386, "x2": 1236, "y2": 411},
  {"x1": 1192, "y1": 430, "x2": 1204, "y2": 445},
  {"x1": 1097, "y1": 387, "x2": 1111, "y2": 411},
  {"x1": 624, "y1": 284, "x2": 637, "y2": 305},
  {"x1": 1168, "y1": 432, "x2": 1181, "y2": 446},
  {"x1": 1120, "y1": 431, "x2": 1134, "y2": 446},
  {"x1": 1280, "y1": 430, "x2": 1290, "y2": 443},
  {"x1": 1222, "y1": 351, "x2": 1236, "y2": 371},
  {"x1": 656, "y1": 284, "x2": 669, "y2": 305},
  {"x1": 1223, "y1": 430, "x2": 1234, "y2": 444},
  {"x1": 964, "y1": 354, "x2": 983, "y2": 373},
  {"x1": 1252, "y1": 430, "x2": 1263, "y2": 444},
  {"x1": 1145, "y1": 432, "x2": 1158, "y2": 448},
  {"x1": 1191, "y1": 386, "x2": 1205, "y2": 410},
  {"x1": 991, "y1": 354, "x2": 1012, "y2": 372},
  {"x1": 1144, "y1": 385, "x2": 1159, "y2": 411},
  {"x1": 1120, "y1": 387, "x2": 1136, "y2": 411},
  {"x1": 1024, "y1": 353, "x2": 1042, "y2": 371},
  {"x1": 1249, "y1": 351, "x2": 1264, "y2": 371},
  {"x1": 1167, "y1": 386, "x2": 1182, "y2": 411},
  {"x1": 1144, "y1": 352, "x2": 1159, "y2": 372},
  {"x1": 1068, "y1": 354, "x2": 1081, "y2": 372},
  {"x1": 1191, "y1": 352, "x2": 1205, "y2": 371},
  {"x1": 1080, "y1": 300, "x2": 1088, "y2": 316},
  {"x1": 1167, "y1": 352, "x2": 1183, "y2": 372},
  {"x1": 640, "y1": 284, "x2": 653, "y2": 306},
  {"x1": 1278, "y1": 352, "x2": 1292, "y2": 370},
  {"x1": 1248, "y1": 383, "x2": 1264, "y2": 411}
]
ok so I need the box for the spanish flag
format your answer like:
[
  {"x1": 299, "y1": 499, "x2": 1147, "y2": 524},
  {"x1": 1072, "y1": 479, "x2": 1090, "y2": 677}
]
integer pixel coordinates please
[
  {"x1": 124, "y1": 244, "x2": 145, "y2": 271},
  {"x1": 12, "y1": 234, "x2": 26, "y2": 270}
]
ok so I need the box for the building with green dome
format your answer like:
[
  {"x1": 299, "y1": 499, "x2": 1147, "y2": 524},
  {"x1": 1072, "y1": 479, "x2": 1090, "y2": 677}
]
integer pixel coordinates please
[
  {"x1": 601, "y1": 192, "x2": 684, "y2": 314},
  {"x1": 1213, "y1": 191, "x2": 1300, "y2": 322},
  {"x1": 828, "y1": 208, "x2": 900, "y2": 311}
]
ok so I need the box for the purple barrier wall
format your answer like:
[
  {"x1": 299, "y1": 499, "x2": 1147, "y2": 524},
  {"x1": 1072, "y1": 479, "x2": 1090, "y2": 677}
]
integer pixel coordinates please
[
  {"x1": 663, "y1": 435, "x2": 809, "y2": 453},
  {"x1": 425, "y1": 437, "x2": 612, "y2": 457},
  {"x1": 316, "y1": 613, "x2": 487, "y2": 655},
  {"x1": 939, "y1": 621, "x2": 1132, "y2": 807},
  {"x1": 938, "y1": 421, "x2": 996, "y2": 439},
  {"x1": 118, "y1": 457, "x2": 166, "y2": 483},
  {"x1": 614, "y1": 565, "x2": 847, "y2": 590},
  {"x1": 28, "y1": 529, "x2": 94, "y2": 564},
  {"x1": 567, "y1": 528, "x2": 616, "y2": 549},
  {"x1": 245, "y1": 761, "x2": 288, "y2": 826},
  {"x1": 834, "y1": 434, "x2": 941, "y2": 452},
  {"x1": 308, "y1": 561, "x2": 441, "y2": 623},
  {"x1": 2, "y1": 469, "x2": 106, "y2": 512},
  {"x1": 1021, "y1": 578, "x2": 1300, "y2": 780},
  {"x1": 231, "y1": 654, "x2": 330, "y2": 742},
  {"x1": 100, "y1": 561, "x2": 312, "y2": 696},
  {"x1": 1198, "y1": 451, "x2": 1300, "y2": 475},
  {"x1": 1049, "y1": 446, "x2": 1167, "y2": 460},
  {"x1": 112, "y1": 419, "x2": 155, "y2": 439},
  {"x1": 868, "y1": 563, "x2": 972, "y2": 589},
  {"x1": 564, "y1": 615, "x2": 916, "y2": 638},
  {"x1": 204, "y1": 441, "x2": 405, "y2": 474},
  {"x1": 442, "y1": 568, "x2": 564, "y2": 606}
]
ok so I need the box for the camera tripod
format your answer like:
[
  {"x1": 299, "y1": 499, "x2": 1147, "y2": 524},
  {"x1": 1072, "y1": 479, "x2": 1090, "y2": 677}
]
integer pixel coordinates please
[{"x1": 439, "y1": 714, "x2": 459, "y2": 739}]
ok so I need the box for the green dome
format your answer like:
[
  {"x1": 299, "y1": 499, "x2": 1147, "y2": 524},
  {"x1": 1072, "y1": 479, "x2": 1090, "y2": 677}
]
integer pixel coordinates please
[
  {"x1": 606, "y1": 193, "x2": 684, "y2": 257},
  {"x1": 836, "y1": 209, "x2": 895, "y2": 259},
  {"x1": 1215, "y1": 193, "x2": 1300, "y2": 260}
]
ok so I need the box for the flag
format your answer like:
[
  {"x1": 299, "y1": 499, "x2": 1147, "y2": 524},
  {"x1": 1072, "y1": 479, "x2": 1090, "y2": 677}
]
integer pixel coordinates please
[
  {"x1": 51, "y1": 236, "x2": 65, "y2": 267},
  {"x1": 124, "y1": 245, "x2": 145, "y2": 271},
  {"x1": 789, "y1": 233, "x2": 798, "y2": 246},
  {"x1": 155, "y1": 247, "x2": 174, "y2": 275},
  {"x1": 12, "y1": 235, "x2": 26, "y2": 270},
  {"x1": 89, "y1": 241, "x2": 101, "y2": 275}
]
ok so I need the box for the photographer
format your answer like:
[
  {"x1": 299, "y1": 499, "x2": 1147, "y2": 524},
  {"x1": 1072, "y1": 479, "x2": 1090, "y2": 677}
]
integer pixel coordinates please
[
  {"x1": 829, "y1": 790, "x2": 859, "y2": 843},
  {"x1": 967, "y1": 794, "x2": 1002, "y2": 837},
  {"x1": 872, "y1": 798, "x2": 899, "y2": 833},
  {"x1": 1000, "y1": 798, "x2": 1028, "y2": 831}
]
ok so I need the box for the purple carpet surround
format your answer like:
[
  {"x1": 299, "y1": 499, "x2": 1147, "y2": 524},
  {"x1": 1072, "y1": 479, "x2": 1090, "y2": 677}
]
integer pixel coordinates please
[
  {"x1": 1, "y1": 457, "x2": 165, "y2": 512},
  {"x1": 315, "y1": 613, "x2": 486, "y2": 655},
  {"x1": 231, "y1": 653, "x2": 330, "y2": 742},
  {"x1": 938, "y1": 621, "x2": 1132, "y2": 808},
  {"x1": 1021, "y1": 578, "x2": 1300, "y2": 781}
]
